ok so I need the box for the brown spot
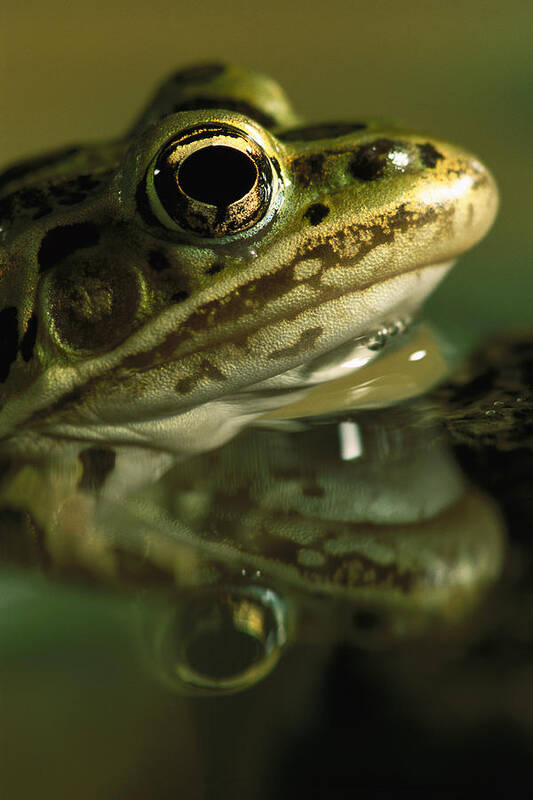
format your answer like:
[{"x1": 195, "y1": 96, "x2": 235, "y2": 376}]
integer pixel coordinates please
[
  {"x1": 175, "y1": 376, "x2": 196, "y2": 395},
  {"x1": 304, "y1": 203, "x2": 330, "y2": 226},
  {"x1": 205, "y1": 262, "x2": 224, "y2": 276},
  {"x1": 268, "y1": 327, "x2": 323, "y2": 360},
  {"x1": 417, "y1": 142, "x2": 444, "y2": 168},
  {"x1": 252, "y1": 517, "x2": 307, "y2": 564},
  {"x1": 171, "y1": 290, "x2": 190, "y2": 303},
  {"x1": 349, "y1": 138, "x2": 405, "y2": 182},
  {"x1": 291, "y1": 153, "x2": 326, "y2": 187},
  {"x1": 37, "y1": 222, "x2": 101, "y2": 272},
  {"x1": 174, "y1": 358, "x2": 226, "y2": 394},
  {"x1": 331, "y1": 552, "x2": 415, "y2": 593}
]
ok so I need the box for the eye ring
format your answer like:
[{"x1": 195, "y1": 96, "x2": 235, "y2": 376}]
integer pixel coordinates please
[{"x1": 146, "y1": 123, "x2": 277, "y2": 238}]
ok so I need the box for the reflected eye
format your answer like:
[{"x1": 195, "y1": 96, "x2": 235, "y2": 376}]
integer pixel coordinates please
[{"x1": 147, "y1": 124, "x2": 277, "y2": 238}]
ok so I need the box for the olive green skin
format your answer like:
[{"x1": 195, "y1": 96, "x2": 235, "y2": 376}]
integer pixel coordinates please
[{"x1": 0, "y1": 62, "x2": 497, "y2": 458}]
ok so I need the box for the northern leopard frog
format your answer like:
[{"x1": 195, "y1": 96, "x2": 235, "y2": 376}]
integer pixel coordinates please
[{"x1": 0, "y1": 63, "x2": 500, "y2": 692}]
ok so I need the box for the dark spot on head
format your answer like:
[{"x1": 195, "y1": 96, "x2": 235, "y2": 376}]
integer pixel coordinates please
[
  {"x1": 19, "y1": 187, "x2": 49, "y2": 211},
  {"x1": 171, "y1": 97, "x2": 276, "y2": 128},
  {"x1": 171, "y1": 290, "x2": 190, "y2": 303},
  {"x1": 349, "y1": 138, "x2": 399, "y2": 181},
  {"x1": 175, "y1": 376, "x2": 196, "y2": 395},
  {"x1": 148, "y1": 250, "x2": 170, "y2": 271},
  {"x1": 0, "y1": 307, "x2": 18, "y2": 382},
  {"x1": 303, "y1": 203, "x2": 330, "y2": 226},
  {"x1": 0, "y1": 147, "x2": 81, "y2": 193},
  {"x1": 78, "y1": 447, "x2": 116, "y2": 491},
  {"x1": 172, "y1": 63, "x2": 226, "y2": 84},
  {"x1": 20, "y1": 315, "x2": 38, "y2": 362},
  {"x1": 205, "y1": 262, "x2": 224, "y2": 276},
  {"x1": 37, "y1": 222, "x2": 101, "y2": 272},
  {"x1": 0, "y1": 188, "x2": 53, "y2": 225},
  {"x1": 277, "y1": 122, "x2": 367, "y2": 142},
  {"x1": 417, "y1": 142, "x2": 444, "y2": 168},
  {"x1": 291, "y1": 153, "x2": 326, "y2": 187}
]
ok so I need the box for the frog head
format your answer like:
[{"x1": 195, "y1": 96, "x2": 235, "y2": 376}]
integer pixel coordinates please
[{"x1": 0, "y1": 63, "x2": 498, "y2": 455}]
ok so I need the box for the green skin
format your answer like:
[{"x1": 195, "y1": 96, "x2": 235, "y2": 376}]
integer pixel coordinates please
[
  {"x1": 0, "y1": 64, "x2": 502, "y2": 689},
  {"x1": 0, "y1": 62, "x2": 497, "y2": 459}
]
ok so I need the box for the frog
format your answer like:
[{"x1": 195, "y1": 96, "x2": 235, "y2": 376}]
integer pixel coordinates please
[
  {"x1": 123, "y1": 405, "x2": 504, "y2": 694},
  {"x1": 0, "y1": 62, "x2": 498, "y2": 463},
  {"x1": 0, "y1": 63, "x2": 501, "y2": 691}
]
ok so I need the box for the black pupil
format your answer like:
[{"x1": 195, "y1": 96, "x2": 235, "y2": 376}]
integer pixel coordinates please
[{"x1": 178, "y1": 145, "x2": 257, "y2": 206}]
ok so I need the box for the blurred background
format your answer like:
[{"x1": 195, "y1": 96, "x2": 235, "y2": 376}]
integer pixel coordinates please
[
  {"x1": 1, "y1": 2, "x2": 532, "y2": 798},
  {"x1": 1, "y1": 0, "x2": 531, "y2": 352}
]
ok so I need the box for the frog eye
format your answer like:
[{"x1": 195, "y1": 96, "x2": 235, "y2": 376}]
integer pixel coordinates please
[{"x1": 146, "y1": 124, "x2": 276, "y2": 238}]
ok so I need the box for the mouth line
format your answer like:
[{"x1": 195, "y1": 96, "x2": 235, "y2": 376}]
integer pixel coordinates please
[
  {"x1": 9, "y1": 260, "x2": 450, "y2": 452},
  {"x1": 32, "y1": 315, "x2": 416, "y2": 451},
  {"x1": 238, "y1": 316, "x2": 414, "y2": 398},
  {"x1": 113, "y1": 258, "x2": 450, "y2": 379}
]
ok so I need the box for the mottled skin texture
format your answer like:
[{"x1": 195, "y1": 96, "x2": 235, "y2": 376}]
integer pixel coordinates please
[
  {"x1": 0, "y1": 62, "x2": 497, "y2": 458},
  {"x1": 0, "y1": 65, "x2": 502, "y2": 688}
]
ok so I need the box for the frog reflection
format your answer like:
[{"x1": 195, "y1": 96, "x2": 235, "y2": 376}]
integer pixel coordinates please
[{"x1": 99, "y1": 407, "x2": 505, "y2": 695}]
